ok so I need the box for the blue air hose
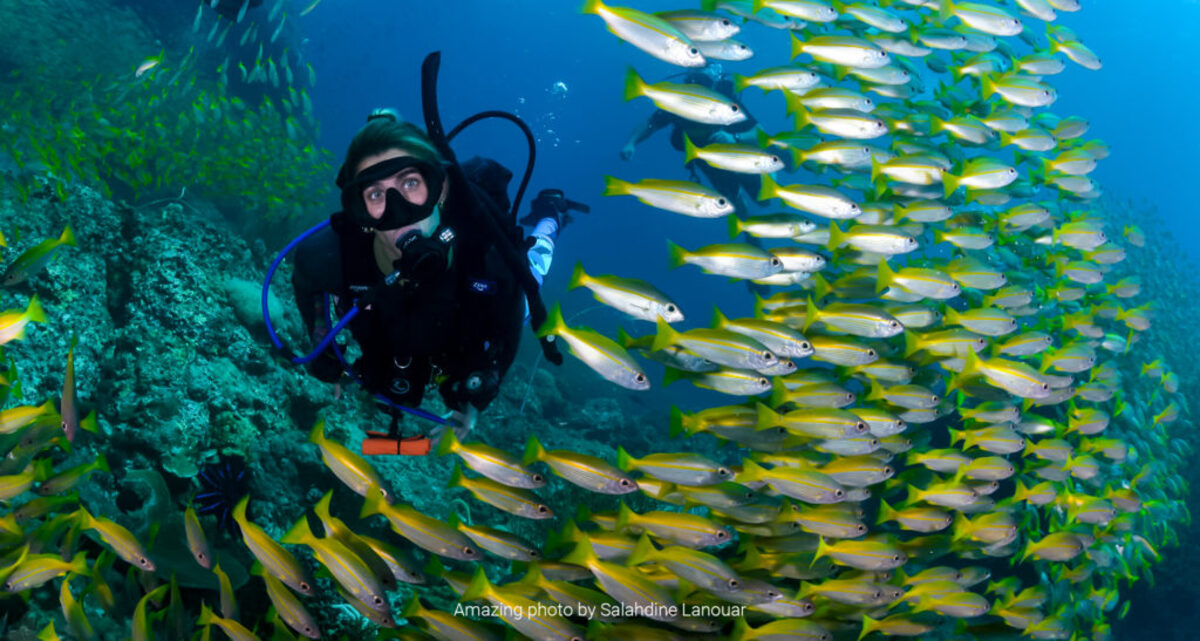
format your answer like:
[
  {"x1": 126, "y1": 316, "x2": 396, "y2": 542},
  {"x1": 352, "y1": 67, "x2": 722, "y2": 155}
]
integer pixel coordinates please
[{"x1": 261, "y1": 219, "x2": 449, "y2": 426}]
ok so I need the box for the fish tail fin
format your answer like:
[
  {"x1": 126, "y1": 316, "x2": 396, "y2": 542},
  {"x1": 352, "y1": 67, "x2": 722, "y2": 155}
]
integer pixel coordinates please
[
  {"x1": 875, "y1": 259, "x2": 894, "y2": 295},
  {"x1": 789, "y1": 32, "x2": 805, "y2": 60},
  {"x1": 650, "y1": 317, "x2": 679, "y2": 353},
  {"x1": 232, "y1": 495, "x2": 250, "y2": 526},
  {"x1": 567, "y1": 261, "x2": 588, "y2": 291},
  {"x1": 314, "y1": 490, "x2": 334, "y2": 523},
  {"x1": 859, "y1": 615, "x2": 880, "y2": 641},
  {"x1": 434, "y1": 428, "x2": 459, "y2": 457},
  {"x1": 447, "y1": 462, "x2": 466, "y2": 490},
  {"x1": 402, "y1": 594, "x2": 425, "y2": 619},
  {"x1": 827, "y1": 222, "x2": 845, "y2": 251},
  {"x1": 359, "y1": 486, "x2": 386, "y2": 519},
  {"x1": 94, "y1": 452, "x2": 109, "y2": 475},
  {"x1": 802, "y1": 295, "x2": 820, "y2": 332},
  {"x1": 755, "y1": 401, "x2": 781, "y2": 431},
  {"x1": 758, "y1": 173, "x2": 779, "y2": 202},
  {"x1": 903, "y1": 330, "x2": 921, "y2": 358},
  {"x1": 668, "y1": 406, "x2": 686, "y2": 438},
  {"x1": 536, "y1": 302, "x2": 566, "y2": 339},
  {"x1": 730, "y1": 617, "x2": 751, "y2": 641},
  {"x1": 80, "y1": 411, "x2": 98, "y2": 434},
  {"x1": 280, "y1": 514, "x2": 314, "y2": 545},
  {"x1": 197, "y1": 603, "x2": 216, "y2": 627},
  {"x1": 942, "y1": 172, "x2": 960, "y2": 199},
  {"x1": 521, "y1": 434, "x2": 546, "y2": 466},
  {"x1": 980, "y1": 74, "x2": 997, "y2": 99},
  {"x1": 683, "y1": 133, "x2": 699, "y2": 165},
  {"x1": 602, "y1": 175, "x2": 631, "y2": 197},
  {"x1": 581, "y1": 0, "x2": 603, "y2": 16},
  {"x1": 59, "y1": 226, "x2": 76, "y2": 247},
  {"x1": 627, "y1": 532, "x2": 655, "y2": 566},
  {"x1": 460, "y1": 567, "x2": 493, "y2": 602},
  {"x1": 25, "y1": 296, "x2": 46, "y2": 324},
  {"x1": 615, "y1": 446, "x2": 634, "y2": 472},
  {"x1": 559, "y1": 535, "x2": 599, "y2": 568},
  {"x1": 307, "y1": 420, "x2": 325, "y2": 445},
  {"x1": 666, "y1": 240, "x2": 687, "y2": 270},
  {"x1": 728, "y1": 215, "x2": 742, "y2": 239},
  {"x1": 733, "y1": 73, "x2": 750, "y2": 93},
  {"x1": 622, "y1": 67, "x2": 645, "y2": 102}
]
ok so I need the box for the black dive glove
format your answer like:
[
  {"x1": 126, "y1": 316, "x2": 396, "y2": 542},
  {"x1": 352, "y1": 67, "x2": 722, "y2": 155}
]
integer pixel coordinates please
[{"x1": 519, "y1": 189, "x2": 590, "y2": 231}]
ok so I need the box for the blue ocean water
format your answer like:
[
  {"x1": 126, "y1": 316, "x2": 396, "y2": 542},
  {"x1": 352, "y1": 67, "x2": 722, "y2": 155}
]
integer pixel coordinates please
[{"x1": 0, "y1": 1, "x2": 1193, "y2": 638}]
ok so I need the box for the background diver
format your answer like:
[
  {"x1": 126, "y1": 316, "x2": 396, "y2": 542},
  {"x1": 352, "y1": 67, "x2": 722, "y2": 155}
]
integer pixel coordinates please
[{"x1": 290, "y1": 109, "x2": 588, "y2": 455}]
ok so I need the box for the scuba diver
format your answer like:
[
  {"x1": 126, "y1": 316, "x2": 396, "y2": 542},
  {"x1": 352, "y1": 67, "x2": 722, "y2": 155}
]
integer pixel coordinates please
[
  {"x1": 620, "y1": 64, "x2": 761, "y2": 213},
  {"x1": 276, "y1": 55, "x2": 588, "y2": 456}
]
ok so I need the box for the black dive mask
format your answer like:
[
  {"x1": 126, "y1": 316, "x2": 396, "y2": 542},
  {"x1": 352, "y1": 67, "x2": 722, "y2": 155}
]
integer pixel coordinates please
[
  {"x1": 390, "y1": 225, "x2": 456, "y2": 286},
  {"x1": 341, "y1": 156, "x2": 447, "y2": 231}
]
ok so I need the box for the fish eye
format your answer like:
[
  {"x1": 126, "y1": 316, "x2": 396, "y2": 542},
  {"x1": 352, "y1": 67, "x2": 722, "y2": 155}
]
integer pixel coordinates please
[
  {"x1": 635, "y1": 374, "x2": 647, "y2": 383},
  {"x1": 374, "y1": 595, "x2": 384, "y2": 605},
  {"x1": 305, "y1": 627, "x2": 315, "y2": 635},
  {"x1": 893, "y1": 554, "x2": 902, "y2": 561},
  {"x1": 690, "y1": 48, "x2": 700, "y2": 56},
  {"x1": 537, "y1": 504, "x2": 551, "y2": 514},
  {"x1": 834, "y1": 489, "x2": 845, "y2": 497},
  {"x1": 858, "y1": 422, "x2": 868, "y2": 432},
  {"x1": 931, "y1": 395, "x2": 940, "y2": 403},
  {"x1": 464, "y1": 546, "x2": 478, "y2": 556},
  {"x1": 718, "y1": 198, "x2": 727, "y2": 206},
  {"x1": 801, "y1": 342, "x2": 811, "y2": 350},
  {"x1": 857, "y1": 524, "x2": 867, "y2": 532},
  {"x1": 667, "y1": 305, "x2": 676, "y2": 312},
  {"x1": 721, "y1": 18, "x2": 730, "y2": 25},
  {"x1": 1042, "y1": 383, "x2": 1050, "y2": 390},
  {"x1": 140, "y1": 558, "x2": 152, "y2": 568},
  {"x1": 718, "y1": 467, "x2": 732, "y2": 477},
  {"x1": 300, "y1": 582, "x2": 312, "y2": 592},
  {"x1": 727, "y1": 578, "x2": 740, "y2": 589},
  {"x1": 759, "y1": 378, "x2": 769, "y2": 386},
  {"x1": 620, "y1": 478, "x2": 634, "y2": 487},
  {"x1": 868, "y1": 349, "x2": 877, "y2": 357},
  {"x1": 873, "y1": 591, "x2": 882, "y2": 600},
  {"x1": 731, "y1": 105, "x2": 740, "y2": 112},
  {"x1": 763, "y1": 351, "x2": 776, "y2": 360},
  {"x1": 533, "y1": 473, "x2": 546, "y2": 483},
  {"x1": 716, "y1": 530, "x2": 730, "y2": 539},
  {"x1": 884, "y1": 466, "x2": 894, "y2": 475}
]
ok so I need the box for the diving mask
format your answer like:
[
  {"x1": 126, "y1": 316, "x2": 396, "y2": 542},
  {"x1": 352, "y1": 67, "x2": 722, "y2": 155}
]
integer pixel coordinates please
[{"x1": 342, "y1": 156, "x2": 447, "y2": 231}]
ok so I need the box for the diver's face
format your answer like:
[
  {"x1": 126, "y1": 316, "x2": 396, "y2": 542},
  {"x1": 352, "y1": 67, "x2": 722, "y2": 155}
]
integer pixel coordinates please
[
  {"x1": 357, "y1": 149, "x2": 431, "y2": 219},
  {"x1": 356, "y1": 148, "x2": 442, "y2": 239}
]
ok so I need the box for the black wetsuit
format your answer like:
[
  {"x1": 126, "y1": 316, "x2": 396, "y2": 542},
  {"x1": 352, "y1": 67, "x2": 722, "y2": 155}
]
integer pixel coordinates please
[
  {"x1": 291, "y1": 158, "x2": 527, "y2": 415},
  {"x1": 650, "y1": 103, "x2": 761, "y2": 204}
]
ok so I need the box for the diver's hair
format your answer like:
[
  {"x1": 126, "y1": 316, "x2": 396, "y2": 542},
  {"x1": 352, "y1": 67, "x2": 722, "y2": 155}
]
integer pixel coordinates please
[{"x1": 337, "y1": 112, "x2": 444, "y2": 187}]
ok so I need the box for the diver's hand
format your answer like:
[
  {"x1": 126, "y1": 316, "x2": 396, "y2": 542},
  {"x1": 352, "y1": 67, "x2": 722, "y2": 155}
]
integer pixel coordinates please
[
  {"x1": 620, "y1": 143, "x2": 635, "y2": 161},
  {"x1": 432, "y1": 406, "x2": 478, "y2": 442}
]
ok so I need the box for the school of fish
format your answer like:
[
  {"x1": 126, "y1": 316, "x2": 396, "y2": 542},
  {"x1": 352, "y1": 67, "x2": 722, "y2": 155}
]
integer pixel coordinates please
[{"x1": 0, "y1": 0, "x2": 1193, "y2": 640}]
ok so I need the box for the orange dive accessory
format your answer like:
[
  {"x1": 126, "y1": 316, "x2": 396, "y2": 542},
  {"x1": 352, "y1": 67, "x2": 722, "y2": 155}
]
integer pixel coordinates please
[{"x1": 362, "y1": 431, "x2": 432, "y2": 456}]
